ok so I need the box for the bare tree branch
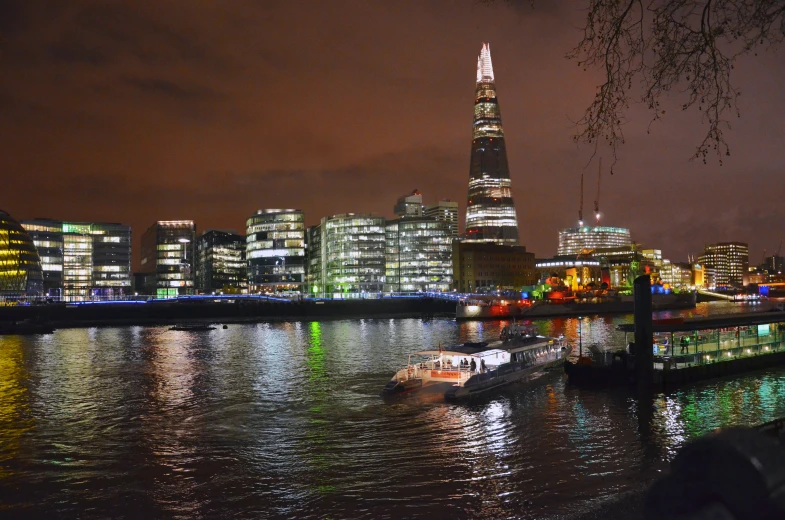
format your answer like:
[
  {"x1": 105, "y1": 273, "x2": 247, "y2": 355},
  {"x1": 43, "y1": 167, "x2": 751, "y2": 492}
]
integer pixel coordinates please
[{"x1": 485, "y1": 0, "x2": 785, "y2": 170}]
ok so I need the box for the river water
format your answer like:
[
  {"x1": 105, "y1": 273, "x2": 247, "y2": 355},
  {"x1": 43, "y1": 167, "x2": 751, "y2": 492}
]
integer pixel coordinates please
[{"x1": 2, "y1": 301, "x2": 785, "y2": 519}]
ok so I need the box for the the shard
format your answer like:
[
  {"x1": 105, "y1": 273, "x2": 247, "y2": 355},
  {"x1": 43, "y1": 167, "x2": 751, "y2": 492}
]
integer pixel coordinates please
[{"x1": 463, "y1": 43, "x2": 519, "y2": 245}]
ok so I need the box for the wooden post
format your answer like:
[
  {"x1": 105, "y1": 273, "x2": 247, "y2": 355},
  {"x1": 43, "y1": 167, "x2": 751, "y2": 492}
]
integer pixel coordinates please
[{"x1": 634, "y1": 275, "x2": 653, "y2": 389}]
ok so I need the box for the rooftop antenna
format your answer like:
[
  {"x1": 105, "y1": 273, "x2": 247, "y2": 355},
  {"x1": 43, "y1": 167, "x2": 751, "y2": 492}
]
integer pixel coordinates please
[
  {"x1": 594, "y1": 157, "x2": 602, "y2": 226},
  {"x1": 578, "y1": 173, "x2": 584, "y2": 227}
]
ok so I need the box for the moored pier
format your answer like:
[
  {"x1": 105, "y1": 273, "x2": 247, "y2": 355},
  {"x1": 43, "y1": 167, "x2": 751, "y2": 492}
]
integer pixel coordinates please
[{"x1": 566, "y1": 275, "x2": 785, "y2": 388}]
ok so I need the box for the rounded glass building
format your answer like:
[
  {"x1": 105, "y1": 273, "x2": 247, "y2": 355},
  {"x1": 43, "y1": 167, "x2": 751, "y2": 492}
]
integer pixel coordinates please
[
  {"x1": 557, "y1": 226, "x2": 632, "y2": 256},
  {"x1": 0, "y1": 209, "x2": 43, "y2": 295},
  {"x1": 246, "y1": 209, "x2": 306, "y2": 293}
]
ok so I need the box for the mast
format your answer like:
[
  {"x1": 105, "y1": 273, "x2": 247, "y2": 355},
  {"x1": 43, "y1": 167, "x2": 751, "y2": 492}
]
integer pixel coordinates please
[
  {"x1": 578, "y1": 173, "x2": 584, "y2": 227},
  {"x1": 594, "y1": 158, "x2": 602, "y2": 225}
]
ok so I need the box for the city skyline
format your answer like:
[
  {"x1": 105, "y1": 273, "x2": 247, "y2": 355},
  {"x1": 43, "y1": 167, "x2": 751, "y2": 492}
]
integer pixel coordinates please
[{"x1": 2, "y1": 2, "x2": 784, "y2": 268}]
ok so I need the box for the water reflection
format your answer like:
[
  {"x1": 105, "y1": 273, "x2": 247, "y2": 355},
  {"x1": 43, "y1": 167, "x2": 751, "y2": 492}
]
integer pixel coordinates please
[
  {"x1": 0, "y1": 336, "x2": 32, "y2": 480},
  {"x1": 0, "y1": 301, "x2": 783, "y2": 518}
]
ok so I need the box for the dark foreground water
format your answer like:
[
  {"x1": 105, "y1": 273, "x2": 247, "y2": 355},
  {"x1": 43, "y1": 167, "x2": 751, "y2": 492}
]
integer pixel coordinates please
[{"x1": 2, "y1": 302, "x2": 785, "y2": 519}]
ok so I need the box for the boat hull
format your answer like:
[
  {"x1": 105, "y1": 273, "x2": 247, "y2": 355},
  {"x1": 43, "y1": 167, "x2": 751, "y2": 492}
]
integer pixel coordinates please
[{"x1": 381, "y1": 379, "x2": 454, "y2": 399}]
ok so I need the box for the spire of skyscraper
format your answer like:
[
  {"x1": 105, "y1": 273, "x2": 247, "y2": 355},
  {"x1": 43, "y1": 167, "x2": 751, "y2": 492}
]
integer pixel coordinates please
[
  {"x1": 476, "y1": 42, "x2": 494, "y2": 83},
  {"x1": 464, "y1": 43, "x2": 519, "y2": 245}
]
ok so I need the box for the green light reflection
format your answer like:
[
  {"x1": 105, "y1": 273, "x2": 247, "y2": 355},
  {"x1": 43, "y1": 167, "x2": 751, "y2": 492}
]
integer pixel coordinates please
[{"x1": 303, "y1": 321, "x2": 336, "y2": 495}]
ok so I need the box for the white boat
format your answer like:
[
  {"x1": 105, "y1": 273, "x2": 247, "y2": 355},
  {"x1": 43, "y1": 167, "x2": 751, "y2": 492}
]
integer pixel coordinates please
[{"x1": 382, "y1": 325, "x2": 568, "y2": 401}]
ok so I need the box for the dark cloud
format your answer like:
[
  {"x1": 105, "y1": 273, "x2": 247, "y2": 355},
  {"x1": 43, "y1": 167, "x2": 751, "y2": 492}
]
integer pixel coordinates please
[
  {"x1": 122, "y1": 77, "x2": 223, "y2": 101},
  {"x1": 1, "y1": 0, "x2": 783, "y2": 269}
]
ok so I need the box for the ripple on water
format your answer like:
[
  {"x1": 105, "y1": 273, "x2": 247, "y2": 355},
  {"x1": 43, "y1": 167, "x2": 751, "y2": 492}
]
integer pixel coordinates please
[{"x1": 1, "y1": 303, "x2": 784, "y2": 518}]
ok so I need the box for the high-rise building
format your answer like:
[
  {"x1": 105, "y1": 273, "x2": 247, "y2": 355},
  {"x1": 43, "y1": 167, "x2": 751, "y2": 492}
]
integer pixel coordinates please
[
  {"x1": 21, "y1": 218, "x2": 132, "y2": 300},
  {"x1": 464, "y1": 43, "x2": 519, "y2": 245},
  {"x1": 424, "y1": 200, "x2": 459, "y2": 239},
  {"x1": 0, "y1": 210, "x2": 43, "y2": 296},
  {"x1": 763, "y1": 255, "x2": 784, "y2": 273},
  {"x1": 306, "y1": 214, "x2": 386, "y2": 296},
  {"x1": 195, "y1": 229, "x2": 246, "y2": 293},
  {"x1": 246, "y1": 209, "x2": 306, "y2": 293},
  {"x1": 385, "y1": 217, "x2": 453, "y2": 292},
  {"x1": 557, "y1": 226, "x2": 632, "y2": 256},
  {"x1": 140, "y1": 221, "x2": 196, "y2": 298},
  {"x1": 698, "y1": 242, "x2": 749, "y2": 287},
  {"x1": 393, "y1": 190, "x2": 423, "y2": 217}
]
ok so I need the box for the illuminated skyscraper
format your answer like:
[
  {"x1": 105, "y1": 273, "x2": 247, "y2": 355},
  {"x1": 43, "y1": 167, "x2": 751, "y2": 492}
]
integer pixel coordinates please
[{"x1": 464, "y1": 43, "x2": 519, "y2": 245}]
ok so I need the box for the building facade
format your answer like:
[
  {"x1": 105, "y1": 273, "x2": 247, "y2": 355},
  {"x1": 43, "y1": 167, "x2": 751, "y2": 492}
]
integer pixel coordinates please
[
  {"x1": 306, "y1": 214, "x2": 386, "y2": 296},
  {"x1": 698, "y1": 242, "x2": 749, "y2": 287},
  {"x1": 0, "y1": 210, "x2": 43, "y2": 296},
  {"x1": 557, "y1": 226, "x2": 632, "y2": 256},
  {"x1": 534, "y1": 257, "x2": 602, "y2": 290},
  {"x1": 140, "y1": 221, "x2": 196, "y2": 297},
  {"x1": 659, "y1": 261, "x2": 693, "y2": 287},
  {"x1": 305, "y1": 225, "x2": 323, "y2": 294},
  {"x1": 452, "y1": 241, "x2": 535, "y2": 293},
  {"x1": 21, "y1": 218, "x2": 131, "y2": 299},
  {"x1": 195, "y1": 229, "x2": 246, "y2": 293},
  {"x1": 424, "y1": 200, "x2": 459, "y2": 239},
  {"x1": 464, "y1": 43, "x2": 519, "y2": 245},
  {"x1": 393, "y1": 190, "x2": 423, "y2": 217},
  {"x1": 385, "y1": 217, "x2": 453, "y2": 292},
  {"x1": 246, "y1": 209, "x2": 305, "y2": 293}
]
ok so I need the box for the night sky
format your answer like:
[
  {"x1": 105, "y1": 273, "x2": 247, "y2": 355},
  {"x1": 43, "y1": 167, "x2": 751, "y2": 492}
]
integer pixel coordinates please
[{"x1": 2, "y1": 1, "x2": 784, "y2": 269}]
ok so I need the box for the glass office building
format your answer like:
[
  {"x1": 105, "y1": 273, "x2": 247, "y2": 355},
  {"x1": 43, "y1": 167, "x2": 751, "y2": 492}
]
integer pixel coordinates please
[
  {"x1": 196, "y1": 229, "x2": 246, "y2": 293},
  {"x1": 21, "y1": 219, "x2": 131, "y2": 300},
  {"x1": 557, "y1": 226, "x2": 632, "y2": 256},
  {"x1": 246, "y1": 209, "x2": 305, "y2": 293},
  {"x1": 0, "y1": 210, "x2": 43, "y2": 296},
  {"x1": 385, "y1": 217, "x2": 453, "y2": 292},
  {"x1": 698, "y1": 242, "x2": 749, "y2": 287},
  {"x1": 306, "y1": 214, "x2": 386, "y2": 296},
  {"x1": 424, "y1": 200, "x2": 459, "y2": 239},
  {"x1": 140, "y1": 221, "x2": 196, "y2": 298},
  {"x1": 19, "y1": 219, "x2": 62, "y2": 295},
  {"x1": 305, "y1": 225, "x2": 323, "y2": 295},
  {"x1": 464, "y1": 43, "x2": 519, "y2": 245}
]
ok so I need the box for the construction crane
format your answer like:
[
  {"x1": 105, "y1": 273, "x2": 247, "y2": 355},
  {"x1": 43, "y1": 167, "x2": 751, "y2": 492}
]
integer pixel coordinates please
[
  {"x1": 594, "y1": 158, "x2": 602, "y2": 225},
  {"x1": 776, "y1": 237, "x2": 784, "y2": 258},
  {"x1": 578, "y1": 173, "x2": 584, "y2": 227}
]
